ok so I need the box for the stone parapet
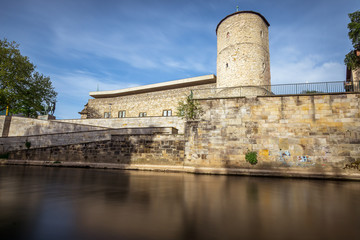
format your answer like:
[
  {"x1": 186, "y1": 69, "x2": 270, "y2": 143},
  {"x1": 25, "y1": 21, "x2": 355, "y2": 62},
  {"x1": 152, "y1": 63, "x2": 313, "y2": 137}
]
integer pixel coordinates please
[
  {"x1": 57, "y1": 116, "x2": 186, "y2": 134},
  {"x1": 3, "y1": 116, "x2": 107, "y2": 136}
]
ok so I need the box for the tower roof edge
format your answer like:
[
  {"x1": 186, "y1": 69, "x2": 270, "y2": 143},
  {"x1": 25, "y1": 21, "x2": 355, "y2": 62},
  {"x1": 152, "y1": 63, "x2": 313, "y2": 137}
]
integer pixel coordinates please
[{"x1": 216, "y1": 11, "x2": 270, "y2": 35}]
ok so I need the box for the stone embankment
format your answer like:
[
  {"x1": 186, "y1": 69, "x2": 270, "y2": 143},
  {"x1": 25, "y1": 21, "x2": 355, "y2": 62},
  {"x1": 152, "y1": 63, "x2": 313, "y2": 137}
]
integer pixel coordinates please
[{"x1": 1, "y1": 93, "x2": 360, "y2": 180}]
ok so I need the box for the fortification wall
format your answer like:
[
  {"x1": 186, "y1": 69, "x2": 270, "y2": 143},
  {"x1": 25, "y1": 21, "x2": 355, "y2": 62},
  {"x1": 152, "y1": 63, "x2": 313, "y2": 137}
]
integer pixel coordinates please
[
  {"x1": 4, "y1": 116, "x2": 107, "y2": 136},
  {"x1": 9, "y1": 134, "x2": 185, "y2": 165},
  {"x1": 4, "y1": 93, "x2": 360, "y2": 179},
  {"x1": 87, "y1": 83, "x2": 216, "y2": 118},
  {"x1": 57, "y1": 116, "x2": 186, "y2": 134},
  {"x1": 185, "y1": 93, "x2": 360, "y2": 168}
]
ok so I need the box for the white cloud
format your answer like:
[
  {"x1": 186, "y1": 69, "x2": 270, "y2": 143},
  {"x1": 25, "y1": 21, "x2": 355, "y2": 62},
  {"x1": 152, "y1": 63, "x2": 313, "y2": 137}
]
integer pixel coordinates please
[
  {"x1": 271, "y1": 55, "x2": 345, "y2": 84},
  {"x1": 51, "y1": 70, "x2": 138, "y2": 119}
]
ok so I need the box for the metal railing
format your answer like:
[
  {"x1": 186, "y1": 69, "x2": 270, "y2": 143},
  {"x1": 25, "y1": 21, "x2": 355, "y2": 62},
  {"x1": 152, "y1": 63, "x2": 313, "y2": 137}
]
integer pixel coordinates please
[{"x1": 192, "y1": 81, "x2": 360, "y2": 99}]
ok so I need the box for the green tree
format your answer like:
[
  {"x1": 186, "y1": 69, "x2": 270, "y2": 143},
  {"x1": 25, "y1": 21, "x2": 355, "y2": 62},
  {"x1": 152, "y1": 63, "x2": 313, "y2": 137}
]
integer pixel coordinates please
[
  {"x1": 344, "y1": 10, "x2": 360, "y2": 70},
  {"x1": 176, "y1": 91, "x2": 203, "y2": 120},
  {"x1": 0, "y1": 39, "x2": 57, "y2": 117}
]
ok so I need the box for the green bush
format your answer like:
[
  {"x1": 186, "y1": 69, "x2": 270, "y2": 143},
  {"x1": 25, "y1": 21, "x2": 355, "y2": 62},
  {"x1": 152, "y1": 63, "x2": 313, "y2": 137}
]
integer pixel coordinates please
[
  {"x1": 0, "y1": 153, "x2": 9, "y2": 159},
  {"x1": 25, "y1": 140, "x2": 31, "y2": 149},
  {"x1": 245, "y1": 151, "x2": 257, "y2": 165},
  {"x1": 176, "y1": 91, "x2": 203, "y2": 120}
]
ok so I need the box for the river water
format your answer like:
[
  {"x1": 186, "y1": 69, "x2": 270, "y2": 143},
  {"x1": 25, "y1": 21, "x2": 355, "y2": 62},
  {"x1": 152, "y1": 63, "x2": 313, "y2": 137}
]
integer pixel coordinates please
[{"x1": 0, "y1": 165, "x2": 359, "y2": 240}]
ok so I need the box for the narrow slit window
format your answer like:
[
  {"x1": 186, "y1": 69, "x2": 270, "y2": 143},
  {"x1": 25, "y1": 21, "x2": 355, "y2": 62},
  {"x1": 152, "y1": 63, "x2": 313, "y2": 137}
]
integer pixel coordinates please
[{"x1": 118, "y1": 110, "x2": 126, "y2": 118}]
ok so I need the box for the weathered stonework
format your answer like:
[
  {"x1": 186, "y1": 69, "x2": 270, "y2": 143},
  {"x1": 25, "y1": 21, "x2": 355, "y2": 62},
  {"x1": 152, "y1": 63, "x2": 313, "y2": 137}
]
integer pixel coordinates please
[
  {"x1": 3, "y1": 93, "x2": 360, "y2": 179},
  {"x1": 216, "y1": 11, "x2": 271, "y2": 90},
  {"x1": 0, "y1": 127, "x2": 176, "y2": 153},
  {"x1": 9, "y1": 134, "x2": 185, "y2": 165},
  {"x1": 185, "y1": 93, "x2": 360, "y2": 168}
]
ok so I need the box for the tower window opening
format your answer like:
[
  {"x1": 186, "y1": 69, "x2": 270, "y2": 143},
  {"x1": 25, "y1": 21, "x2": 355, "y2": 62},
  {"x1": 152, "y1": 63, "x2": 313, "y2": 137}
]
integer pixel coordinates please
[
  {"x1": 118, "y1": 110, "x2": 126, "y2": 118},
  {"x1": 226, "y1": 32, "x2": 230, "y2": 38},
  {"x1": 226, "y1": 63, "x2": 228, "y2": 68},
  {"x1": 260, "y1": 30, "x2": 264, "y2": 38}
]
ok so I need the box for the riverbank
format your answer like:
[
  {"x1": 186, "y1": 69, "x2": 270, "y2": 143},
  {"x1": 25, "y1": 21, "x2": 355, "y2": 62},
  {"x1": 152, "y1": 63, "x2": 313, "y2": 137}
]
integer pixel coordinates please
[{"x1": 2, "y1": 159, "x2": 360, "y2": 181}]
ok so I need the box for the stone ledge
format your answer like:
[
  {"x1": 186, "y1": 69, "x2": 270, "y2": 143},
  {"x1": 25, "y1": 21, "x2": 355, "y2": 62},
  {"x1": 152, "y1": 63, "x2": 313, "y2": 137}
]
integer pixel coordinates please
[
  {"x1": 90, "y1": 74, "x2": 216, "y2": 98},
  {"x1": 2, "y1": 160, "x2": 360, "y2": 181}
]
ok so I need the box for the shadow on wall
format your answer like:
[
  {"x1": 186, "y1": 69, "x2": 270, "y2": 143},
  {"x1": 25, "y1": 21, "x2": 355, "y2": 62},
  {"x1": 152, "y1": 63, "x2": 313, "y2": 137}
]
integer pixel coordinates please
[{"x1": 8, "y1": 133, "x2": 161, "y2": 166}]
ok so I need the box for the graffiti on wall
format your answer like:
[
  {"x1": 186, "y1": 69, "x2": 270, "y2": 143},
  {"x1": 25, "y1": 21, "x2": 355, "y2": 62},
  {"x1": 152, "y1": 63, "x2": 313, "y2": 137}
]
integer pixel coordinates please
[
  {"x1": 278, "y1": 150, "x2": 293, "y2": 166},
  {"x1": 297, "y1": 155, "x2": 315, "y2": 166},
  {"x1": 278, "y1": 149, "x2": 315, "y2": 167}
]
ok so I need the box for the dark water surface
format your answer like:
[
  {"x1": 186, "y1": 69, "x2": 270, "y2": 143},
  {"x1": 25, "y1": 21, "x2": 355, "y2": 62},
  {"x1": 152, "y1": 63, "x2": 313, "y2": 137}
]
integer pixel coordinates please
[{"x1": 0, "y1": 165, "x2": 359, "y2": 240}]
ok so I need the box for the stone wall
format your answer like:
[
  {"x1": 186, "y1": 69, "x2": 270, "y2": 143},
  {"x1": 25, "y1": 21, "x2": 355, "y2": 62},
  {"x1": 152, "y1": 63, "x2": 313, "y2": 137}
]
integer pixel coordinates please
[
  {"x1": 86, "y1": 83, "x2": 215, "y2": 119},
  {"x1": 9, "y1": 134, "x2": 185, "y2": 165},
  {"x1": 5, "y1": 116, "x2": 107, "y2": 136},
  {"x1": 185, "y1": 93, "x2": 360, "y2": 168},
  {"x1": 4, "y1": 93, "x2": 360, "y2": 178},
  {"x1": 0, "y1": 127, "x2": 176, "y2": 153},
  {"x1": 57, "y1": 116, "x2": 186, "y2": 134}
]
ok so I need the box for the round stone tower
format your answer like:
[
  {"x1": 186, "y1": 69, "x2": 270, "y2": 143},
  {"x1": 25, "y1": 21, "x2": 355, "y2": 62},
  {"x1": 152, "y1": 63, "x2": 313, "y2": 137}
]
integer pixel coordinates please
[{"x1": 216, "y1": 11, "x2": 271, "y2": 93}]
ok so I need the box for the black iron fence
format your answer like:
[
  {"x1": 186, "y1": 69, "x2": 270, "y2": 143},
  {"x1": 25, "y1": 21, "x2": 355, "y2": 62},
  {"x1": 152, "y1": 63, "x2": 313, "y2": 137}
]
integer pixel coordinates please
[{"x1": 192, "y1": 81, "x2": 360, "y2": 99}]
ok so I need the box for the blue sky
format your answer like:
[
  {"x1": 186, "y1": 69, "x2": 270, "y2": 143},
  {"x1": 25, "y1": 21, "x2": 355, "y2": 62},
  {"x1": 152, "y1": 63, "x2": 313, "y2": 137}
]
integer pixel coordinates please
[{"x1": 1, "y1": 0, "x2": 359, "y2": 119}]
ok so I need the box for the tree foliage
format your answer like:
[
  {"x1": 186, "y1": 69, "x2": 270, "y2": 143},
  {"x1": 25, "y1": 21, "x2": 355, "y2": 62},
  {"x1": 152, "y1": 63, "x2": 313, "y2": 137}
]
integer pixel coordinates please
[
  {"x1": 176, "y1": 91, "x2": 203, "y2": 120},
  {"x1": 344, "y1": 10, "x2": 360, "y2": 70},
  {"x1": 0, "y1": 39, "x2": 57, "y2": 117}
]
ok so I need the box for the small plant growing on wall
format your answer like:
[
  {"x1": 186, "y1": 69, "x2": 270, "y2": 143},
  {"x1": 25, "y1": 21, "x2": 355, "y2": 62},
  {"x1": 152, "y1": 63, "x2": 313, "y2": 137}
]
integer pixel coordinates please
[
  {"x1": 0, "y1": 153, "x2": 9, "y2": 159},
  {"x1": 245, "y1": 151, "x2": 258, "y2": 165},
  {"x1": 176, "y1": 91, "x2": 203, "y2": 120},
  {"x1": 25, "y1": 140, "x2": 31, "y2": 149}
]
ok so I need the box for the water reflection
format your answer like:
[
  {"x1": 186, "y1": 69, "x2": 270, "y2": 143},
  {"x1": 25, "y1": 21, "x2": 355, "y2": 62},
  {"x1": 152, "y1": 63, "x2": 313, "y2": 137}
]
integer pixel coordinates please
[{"x1": 0, "y1": 165, "x2": 359, "y2": 240}]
